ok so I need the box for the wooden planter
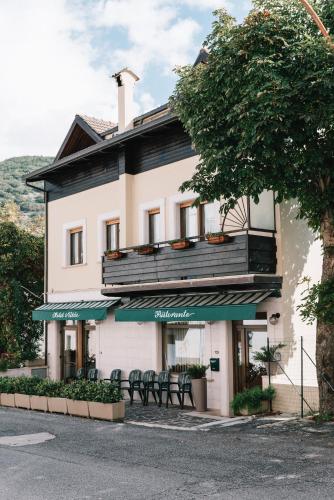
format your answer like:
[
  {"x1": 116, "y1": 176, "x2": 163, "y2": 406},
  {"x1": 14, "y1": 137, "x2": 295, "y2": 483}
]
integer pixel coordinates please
[
  {"x1": 30, "y1": 395, "x2": 48, "y2": 412},
  {"x1": 0, "y1": 393, "x2": 15, "y2": 407},
  {"x1": 191, "y1": 378, "x2": 207, "y2": 412},
  {"x1": 105, "y1": 251, "x2": 125, "y2": 261},
  {"x1": 15, "y1": 393, "x2": 31, "y2": 409},
  {"x1": 207, "y1": 234, "x2": 230, "y2": 245},
  {"x1": 171, "y1": 240, "x2": 190, "y2": 250},
  {"x1": 48, "y1": 397, "x2": 68, "y2": 414},
  {"x1": 88, "y1": 400, "x2": 125, "y2": 421},
  {"x1": 67, "y1": 399, "x2": 89, "y2": 418},
  {"x1": 136, "y1": 246, "x2": 155, "y2": 255}
]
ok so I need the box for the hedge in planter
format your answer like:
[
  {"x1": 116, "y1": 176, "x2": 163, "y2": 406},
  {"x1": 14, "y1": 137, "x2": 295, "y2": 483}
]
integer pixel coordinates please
[{"x1": 231, "y1": 386, "x2": 276, "y2": 416}]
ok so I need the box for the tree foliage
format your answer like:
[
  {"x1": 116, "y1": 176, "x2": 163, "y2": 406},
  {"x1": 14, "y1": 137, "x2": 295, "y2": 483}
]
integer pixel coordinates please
[
  {"x1": 0, "y1": 222, "x2": 44, "y2": 362},
  {"x1": 171, "y1": 0, "x2": 334, "y2": 231}
]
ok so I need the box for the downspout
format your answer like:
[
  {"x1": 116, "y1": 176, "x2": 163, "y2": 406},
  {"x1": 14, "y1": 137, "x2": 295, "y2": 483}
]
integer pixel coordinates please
[{"x1": 25, "y1": 180, "x2": 49, "y2": 367}]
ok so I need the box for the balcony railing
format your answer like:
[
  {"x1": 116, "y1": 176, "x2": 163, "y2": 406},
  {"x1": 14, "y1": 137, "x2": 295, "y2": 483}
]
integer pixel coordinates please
[{"x1": 102, "y1": 232, "x2": 277, "y2": 287}]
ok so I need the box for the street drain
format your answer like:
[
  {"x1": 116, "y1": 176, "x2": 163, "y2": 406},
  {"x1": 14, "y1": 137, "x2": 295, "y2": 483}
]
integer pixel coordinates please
[{"x1": 0, "y1": 432, "x2": 55, "y2": 446}]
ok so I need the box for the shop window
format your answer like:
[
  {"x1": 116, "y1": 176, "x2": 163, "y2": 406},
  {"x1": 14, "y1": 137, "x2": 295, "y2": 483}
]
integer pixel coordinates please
[
  {"x1": 148, "y1": 209, "x2": 160, "y2": 244},
  {"x1": 162, "y1": 322, "x2": 205, "y2": 373},
  {"x1": 70, "y1": 227, "x2": 83, "y2": 265},
  {"x1": 106, "y1": 219, "x2": 120, "y2": 251}
]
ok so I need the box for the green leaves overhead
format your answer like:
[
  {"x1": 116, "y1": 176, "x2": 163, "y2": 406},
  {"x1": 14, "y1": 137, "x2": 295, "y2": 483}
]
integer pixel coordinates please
[{"x1": 171, "y1": 0, "x2": 334, "y2": 230}]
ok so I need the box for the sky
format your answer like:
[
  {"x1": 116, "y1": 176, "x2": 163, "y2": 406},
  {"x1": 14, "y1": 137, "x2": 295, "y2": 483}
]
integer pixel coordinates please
[{"x1": 0, "y1": 0, "x2": 252, "y2": 160}]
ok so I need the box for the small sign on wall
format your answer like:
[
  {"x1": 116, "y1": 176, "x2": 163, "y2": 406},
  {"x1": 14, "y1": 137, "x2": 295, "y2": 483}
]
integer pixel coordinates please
[{"x1": 210, "y1": 358, "x2": 220, "y2": 372}]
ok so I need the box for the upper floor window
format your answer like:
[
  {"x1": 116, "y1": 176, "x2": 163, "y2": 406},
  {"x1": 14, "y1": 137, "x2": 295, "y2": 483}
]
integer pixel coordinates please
[
  {"x1": 180, "y1": 201, "x2": 220, "y2": 238},
  {"x1": 180, "y1": 202, "x2": 198, "y2": 238},
  {"x1": 106, "y1": 219, "x2": 120, "y2": 251},
  {"x1": 70, "y1": 227, "x2": 83, "y2": 265},
  {"x1": 200, "y1": 202, "x2": 221, "y2": 235},
  {"x1": 148, "y1": 209, "x2": 160, "y2": 244}
]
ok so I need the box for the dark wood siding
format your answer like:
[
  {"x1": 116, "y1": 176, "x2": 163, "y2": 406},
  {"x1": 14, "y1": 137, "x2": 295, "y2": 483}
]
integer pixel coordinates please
[
  {"x1": 46, "y1": 153, "x2": 119, "y2": 201},
  {"x1": 102, "y1": 235, "x2": 277, "y2": 286},
  {"x1": 125, "y1": 123, "x2": 196, "y2": 174}
]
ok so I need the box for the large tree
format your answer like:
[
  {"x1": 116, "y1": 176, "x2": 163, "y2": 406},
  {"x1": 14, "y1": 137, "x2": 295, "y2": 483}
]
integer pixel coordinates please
[{"x1": 171, "y1": 0, "x2": 334, "y2": 414}]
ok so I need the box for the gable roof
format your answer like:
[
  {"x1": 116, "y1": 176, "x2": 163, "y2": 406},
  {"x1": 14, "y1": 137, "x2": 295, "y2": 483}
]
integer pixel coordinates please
[{"x1": 79, "y1": 115, "x2": 116, "y2": 136}]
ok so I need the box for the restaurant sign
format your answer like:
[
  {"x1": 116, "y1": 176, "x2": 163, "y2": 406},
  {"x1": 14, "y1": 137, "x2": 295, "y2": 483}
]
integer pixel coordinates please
[
  {"x1": 32, "y1": 308, "x2": 108, "y2": 321},
  {"x1": 115, "y1": 304, "x2": 257, "y2": 322}
]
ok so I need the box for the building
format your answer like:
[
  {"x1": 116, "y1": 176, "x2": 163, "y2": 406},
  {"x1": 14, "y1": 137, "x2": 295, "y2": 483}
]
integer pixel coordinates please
[{"x1": 26, "y1": 65, "x2": 321, "y2": 416}]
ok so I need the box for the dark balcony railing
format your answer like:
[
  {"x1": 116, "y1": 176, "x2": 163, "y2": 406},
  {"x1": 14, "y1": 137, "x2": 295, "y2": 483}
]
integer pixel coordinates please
[{"x1": 102, "y1": 233, "x2": 277, "y2": 287}]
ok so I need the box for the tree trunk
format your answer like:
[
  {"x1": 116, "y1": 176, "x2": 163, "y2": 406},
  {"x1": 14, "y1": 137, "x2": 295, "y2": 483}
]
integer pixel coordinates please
[{"x1": 317, "y1": 214, "x2": 334, "y2": 414}]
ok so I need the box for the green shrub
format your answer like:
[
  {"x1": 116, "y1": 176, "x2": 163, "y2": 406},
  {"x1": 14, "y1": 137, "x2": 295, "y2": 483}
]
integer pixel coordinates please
[
  {"x1": 35, "y1": 380, "x2": 66, "y2": 398},
  {"x1": 231, "y1": 385, "x2": 276, "y2": 414},
  {"x1": 0, "y1": 360, "x2": 8, "y2": 372},
  {"x1": 64, "y1": 380, "x2": 122, "y2": 404},
  {"x1": 187, "y1": 364, "x2": 208, "y2": 379}
]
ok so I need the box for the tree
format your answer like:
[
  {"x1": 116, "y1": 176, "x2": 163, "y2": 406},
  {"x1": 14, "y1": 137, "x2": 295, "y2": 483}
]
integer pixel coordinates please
[
  {"x1": 171, "y1": 0, "x2": 334, "y2": 414},
  {"x1": 0, "y1": 222, "x2": 44, "y2": 362}
]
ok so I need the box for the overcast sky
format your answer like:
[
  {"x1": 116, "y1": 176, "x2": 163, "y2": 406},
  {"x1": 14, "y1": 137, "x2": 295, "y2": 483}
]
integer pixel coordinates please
[{"x1": 0, "y1": 0, "x2": 252, "y2": 160}]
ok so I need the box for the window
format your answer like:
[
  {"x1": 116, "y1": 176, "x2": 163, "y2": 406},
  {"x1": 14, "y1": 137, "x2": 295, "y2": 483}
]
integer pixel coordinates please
[
  {"x1": 249, "y1": 191, "x2": 275, "y2": 231},
  {"x1": 106, "y1": 219, "x2": 120, "y2": 251},
  {"x1": 162, "y1": 322, "x2": 205, "y2": 373},
  {"x1": 180, "y1": 202, "x2": 198, "y2": 238},
  {"x1": 200, "y1": 202, "x2": 221, "y2": 235},
  {"x1": 70, "y1": 227, "x2": 83, "y2": 265},
  {"x1": 148, "y1": 209, "x2": 160, "y2": 244}
]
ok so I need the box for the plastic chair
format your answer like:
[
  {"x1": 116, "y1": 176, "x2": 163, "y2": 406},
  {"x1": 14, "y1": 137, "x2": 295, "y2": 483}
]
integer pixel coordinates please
[
  {"x1": 169, "y1": 372, "x2": 194, "y2": 408},
  {"x1": 104, "y1": 369, "x2": 122, "y2": 388},
  {"x1": 141, "y1": 370, "x2": 156, "y2": 405},
  {"x1": 147, "y1": 370, "x2": 171, "y2": 408},
  {"x1": 122, "y1": 369, "x2": 143, "y2": 404},
  {"x1": 87, "y1": 368, "x2": 98, "y2": 382}
]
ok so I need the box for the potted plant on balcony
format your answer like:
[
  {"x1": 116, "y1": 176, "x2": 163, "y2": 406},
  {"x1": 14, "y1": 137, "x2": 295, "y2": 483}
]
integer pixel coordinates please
[
  {"x1": 206, "y1": 232, "x2": 230, "y2": 245},
  {"x1": 187, "y1": 364, "x2": 208, "y2": 412},
  {"x1": 170, "y1": 238, "x2": 191, "y2": 250},
  {"x1": 253, "y1": 343, "x2": 286, "y2": 376},
  {"x1": 135, "y1": 244, "x2": 156, "y2": 255},
  {"x1": 231, "y1": 385, "x2": 276, "y2": 416},
  {"x1": 104, "y1": 249, "x2": 125, "y2": 260}
]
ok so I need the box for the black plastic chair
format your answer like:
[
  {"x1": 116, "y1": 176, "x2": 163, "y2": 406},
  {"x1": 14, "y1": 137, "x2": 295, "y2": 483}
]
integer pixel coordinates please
[
  {"x1": 104, "y1": 369, "x2": 122, "y2": 388},
  {"x1": 87, "y1": 368, "x2": 98, "y2": 382},
  {"x1": 147, "y1": 370, "x2": 171, "y2": 408},
  {"x1": 141, "y1": 370, "x2": 156, "y2": 406},
  {"x1": 169, "y1": 372, "x2": 194, "y2": 409},
  {"x1": 122, "y1": 369, "x2": 142, "y2": 404}
]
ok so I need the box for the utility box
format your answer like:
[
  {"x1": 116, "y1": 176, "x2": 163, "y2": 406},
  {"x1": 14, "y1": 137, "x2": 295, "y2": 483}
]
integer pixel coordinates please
[{"x1": 210, "y1": 358, "x2": 220, "y2": 372}]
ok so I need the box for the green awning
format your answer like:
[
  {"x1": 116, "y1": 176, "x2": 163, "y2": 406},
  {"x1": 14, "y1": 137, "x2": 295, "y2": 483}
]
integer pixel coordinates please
[
  {"x1": 32, "y1": 299, "x2": 120, "y2": 321},
  {"x1": 115, "y1": 290, "x2": 274, "y2": 322}
]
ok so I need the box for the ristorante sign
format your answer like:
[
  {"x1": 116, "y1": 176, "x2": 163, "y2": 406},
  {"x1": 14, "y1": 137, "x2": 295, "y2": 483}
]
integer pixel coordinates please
[{"x1": 154, "y1": 309, "x2": 195, "y2": 320}]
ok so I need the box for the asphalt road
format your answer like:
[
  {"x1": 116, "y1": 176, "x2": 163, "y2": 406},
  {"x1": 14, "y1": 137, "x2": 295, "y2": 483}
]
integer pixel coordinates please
[{"x1": 0, "y1": 407, "x2": 334, "y2": 499}]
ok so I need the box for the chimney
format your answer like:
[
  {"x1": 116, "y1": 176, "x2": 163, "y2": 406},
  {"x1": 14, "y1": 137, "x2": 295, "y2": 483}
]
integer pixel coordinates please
[{"x1": 113, "y1": 68, "x2": 140, "y2": 133}]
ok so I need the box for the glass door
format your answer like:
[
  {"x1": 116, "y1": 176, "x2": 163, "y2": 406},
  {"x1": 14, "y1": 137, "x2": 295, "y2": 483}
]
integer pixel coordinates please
[
  {"x1": 84, "y1": 322, "x2": 97, "y2": 377},
  {"x1": 62, "y1": 322, "x2": 78, "y2": 381}
]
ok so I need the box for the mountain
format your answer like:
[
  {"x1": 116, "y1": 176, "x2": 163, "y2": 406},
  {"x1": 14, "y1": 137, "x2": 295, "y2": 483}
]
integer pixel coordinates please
[{"x1": 0, "y1": 156, "x2": 53, "y2": 217}]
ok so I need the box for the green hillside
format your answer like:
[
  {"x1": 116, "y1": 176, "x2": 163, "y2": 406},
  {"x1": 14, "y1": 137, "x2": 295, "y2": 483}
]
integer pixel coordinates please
[{"x1": 0, "y1": 156, "x2": 53, "y2": 217}]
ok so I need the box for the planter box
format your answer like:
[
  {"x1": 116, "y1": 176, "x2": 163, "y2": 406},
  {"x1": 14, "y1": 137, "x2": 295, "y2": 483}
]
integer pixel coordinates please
[
  {"x1": 15, "y1": 393, "x2": 31, "y2": 409},
  {"x1": 67, "y1": 399, "x2": 89, "y2": 418},
  {"x1": 136, "y1": 246, "x2": 155, "y2": 255},
  {"x1": 207, "y1": 235, "x2": 230, "y2": 245},
  {"x1": 105, "y1": 251, "x2": 126, "y2": 261},
  {"x1": 88, "y1": 400, "x2": 125, "y2": 421},
  {"x1": 30, "y1": 395, "x2": 48, "y2": 412},
  {"x1": 48, "y1": 397, "x2": 68, "y2": 414},
  {"x1": 239, "y1": 401, "x2": 270, "y2": 416},
  {"x1": 171, "y1": 240, "x2": 190, "y2": 250},
  {"x1": 192, "y1": 378, "x2": 207, "y2": 412},
  {"x1": 0, "y1": 393, "x2": 15, "y2": 407}
]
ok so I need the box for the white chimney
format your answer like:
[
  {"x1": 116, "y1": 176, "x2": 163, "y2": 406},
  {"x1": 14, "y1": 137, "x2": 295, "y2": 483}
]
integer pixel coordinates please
[{"x1": 113, "y1": 68, "x2": 139, "y2": 133}]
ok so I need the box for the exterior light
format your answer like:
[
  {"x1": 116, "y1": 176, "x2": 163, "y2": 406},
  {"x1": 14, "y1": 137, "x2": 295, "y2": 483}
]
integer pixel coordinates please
[{"x1": 269, "y1": 313, "x2": 280, "y2": 325}]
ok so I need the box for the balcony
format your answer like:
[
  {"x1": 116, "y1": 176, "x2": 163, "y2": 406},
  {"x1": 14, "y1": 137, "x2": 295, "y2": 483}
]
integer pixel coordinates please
[{"x1": 102, "y1": 233, "x2": 277, "y2": 291}]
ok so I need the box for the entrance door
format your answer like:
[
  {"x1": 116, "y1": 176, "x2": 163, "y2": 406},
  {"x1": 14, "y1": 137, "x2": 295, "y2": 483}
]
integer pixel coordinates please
[{"x1": 233, "y1": 321, "x2": 267, "y2": 394}]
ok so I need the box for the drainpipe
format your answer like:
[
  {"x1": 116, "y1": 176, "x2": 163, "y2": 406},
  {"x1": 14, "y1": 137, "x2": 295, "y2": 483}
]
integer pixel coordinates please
[{"x1": 25, "y1": 180, "x2": 48, "y2": 367}]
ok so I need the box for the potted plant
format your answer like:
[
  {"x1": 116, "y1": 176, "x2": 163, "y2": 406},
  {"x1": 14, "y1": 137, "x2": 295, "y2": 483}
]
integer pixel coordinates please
[
  {"x1": 135, "y1": 244, "x2": 156, "y2": 255},
  {"x1": 104, "y1": 249, "x2": 125, "y2": 260},
  {"x1": 187, "y1": 364, "x2": 208, "y2": 412},
  {"x1": 253, "y1": 343, "x2": 286, "y2": 375},
  {"x1": 86, "y1": 381, "x2": 124, "y2": 421},
  {"x1": 206, "y1": 232, "x2": 230, "y2": 245},
  {"x1": 14, "y1": 376, "x2": 41, "y2": 409},
  {"x1": 46, "y1": 380, "x2": 68, "y2": 414},
  {"x1": 30, "y1": 379, "x2": 50, "y2": 412},
  {"x1": 231, "y1": 385, "x2": 276, "y2": 416},
  {"x1": 170, "y1": 238, "x2": 191, "y2": 250},
  {"x1": 64, "y1": 380, "x2": 90, "y2": 417},
  {"x1": 0, "y1": 376, "x2": 16, "y2": 407}
]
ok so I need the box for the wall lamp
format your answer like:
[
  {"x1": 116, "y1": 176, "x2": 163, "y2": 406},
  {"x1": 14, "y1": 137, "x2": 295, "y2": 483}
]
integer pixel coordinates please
[{"x1": 269, "y1": 313, "x2": 280, "y2": 326}]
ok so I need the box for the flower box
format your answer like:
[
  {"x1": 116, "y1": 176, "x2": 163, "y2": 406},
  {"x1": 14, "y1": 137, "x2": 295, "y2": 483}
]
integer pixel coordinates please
[
  {"x1": 105, "y1": 250, "x2": 125, "y2": 261},
  {"x1": 48, "y1": 397, "x2": 68, "y2": 414},
  {"x1": 88, "y1": 400, "x2": 125, "y2": 421},
  {"x1": 14, "y1": 393, "x2": 31, "y2": 409},
  {"x1": 171, "y1": 240, "x2": 190, "y2": 250},
  {"x1": 67, "y1": 399, "x2": 89, "y2": 418},
  {"x1": 206, "y1": 234, "x2": 230, "y2": 245},
  {"x1": 136, "y1": 245, "x2": 155, "y2": 255},
  {"x1": 0, "y1": 393, "x2": 15, "y2": 407},
  {"x1": 30, "y1": 395, "x2": 48, "y2": 412}
]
